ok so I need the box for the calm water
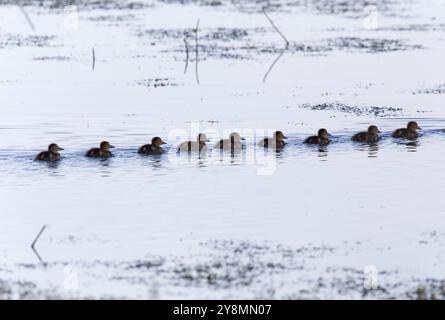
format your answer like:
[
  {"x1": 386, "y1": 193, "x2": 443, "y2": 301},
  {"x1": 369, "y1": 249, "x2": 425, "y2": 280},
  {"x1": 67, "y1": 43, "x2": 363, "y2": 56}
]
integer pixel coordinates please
[{"x1": 1, "y1": 0, "x2": 445, "y2": 299}]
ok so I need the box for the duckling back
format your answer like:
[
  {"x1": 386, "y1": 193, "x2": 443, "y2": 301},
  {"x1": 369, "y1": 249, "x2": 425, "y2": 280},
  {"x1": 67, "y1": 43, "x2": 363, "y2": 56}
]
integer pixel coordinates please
[
  {"x1": 258, "y1": 137, "x2": 287, "y2": 149},
  {"x1": 215, "y1": 139, "x2": 243, "y2": 151},
  {"x1": 304, "y1": 136, "x2": 318, "y2": 144},
  {"x1": 177, "y1": 141, "x2": 207, "y2": 153},
  {"x1": 86, "y1": 148, "x2": 112, "y2": 158},
  {"x1": 138, "y1": 144, "x2": 163, "y2": 155},
  {"x1": 35, "y1": 151, "x2": 60, "y2": 161},
  {"x1": 352, "y1": 132, "x2": 379, "y2": 143},
  {"x1": 392, "y1": 128, "x2": 417, "y2": 139}
]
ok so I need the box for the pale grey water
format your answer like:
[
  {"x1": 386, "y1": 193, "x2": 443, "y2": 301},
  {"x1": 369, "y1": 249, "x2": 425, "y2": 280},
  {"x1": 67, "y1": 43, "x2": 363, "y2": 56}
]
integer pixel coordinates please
[{"x1": 1, "y1": 0, "x2": 445, "y2": 299}]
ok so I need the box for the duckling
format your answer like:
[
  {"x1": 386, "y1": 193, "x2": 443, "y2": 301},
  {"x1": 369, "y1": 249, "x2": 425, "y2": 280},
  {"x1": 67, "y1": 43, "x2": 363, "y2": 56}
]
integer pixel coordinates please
[
  {"x1": 392, "y1": 121, "x2": 421, "y2": 140},
  {"x1": 352, "y1": 125, "x2": 381, "y2": 143},
  {"x1": 86, "y1": 141, "x2": 114, "y2": 158},
  {"x1": 304, "y1": 128, "x2": 330, "y2": 145},
  {"x1": 215, "y1": 132, "x2": 245, "y2": 152},
  {"x1": 138, "y1": 137, "x2": 166, "y2": 155},
  {"x1": 35, "y1": 143, "x2": 64, "y2": 161},
  {"x1": 177, "y1": 133, "x2": 209, "y2": 153},
  {"x1": 258, "y1": 131, "x2": 287, "y2": 148}
]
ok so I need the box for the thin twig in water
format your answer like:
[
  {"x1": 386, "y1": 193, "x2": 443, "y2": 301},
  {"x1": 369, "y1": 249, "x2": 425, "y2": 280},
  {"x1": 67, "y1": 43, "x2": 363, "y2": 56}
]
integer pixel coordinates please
[
  {"x1": 194, "y1": 19, "x2": 200, "y2": 85},
  {"x1": 32, "y1": 247, "x2": 44, "y2": 263},
  {"x1": 31, "y1": 225, "x2": 47, "y2": 263},
  {"x1": 183, "y1": 38, "x2": 189, "y2": 74},
  {"x1": 262, "y1": 7, "x2": 290, "y2": 83},
  {"x1": 19, "y1": 4, "x2": 35, "y2": 31},
  {"x1": 262, "y1": 49, "x2": 286, "y2": 83},
  {"x1": 262, "y1": 8, "x2": 289, "y2": 48},
  {"x1": 92, "y1": 47, "x2": 96, "y2": 70},
  {"x1": 31, "y1": 225, "x2": 46, "y2": 249}
]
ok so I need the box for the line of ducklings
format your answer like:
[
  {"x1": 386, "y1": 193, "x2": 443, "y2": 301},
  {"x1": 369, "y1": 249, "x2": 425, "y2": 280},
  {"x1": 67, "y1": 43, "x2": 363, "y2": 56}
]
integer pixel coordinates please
[{"x1": 35, "y1": 121, "x2": 421, "y2": 161}]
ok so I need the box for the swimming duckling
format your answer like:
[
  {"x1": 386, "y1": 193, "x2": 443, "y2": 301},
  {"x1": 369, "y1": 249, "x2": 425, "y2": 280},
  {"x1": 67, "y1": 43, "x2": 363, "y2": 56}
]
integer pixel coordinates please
[
  {"x1": 86, "y1": 141, "x2": 114, "y2": 158},
  {"x1": 177, "y1": 133, "x2": 209, "y2": 153},
  {"x1": 392, "y1": 121, "x2": 421, "y2": 140},
  {"x1": 304, "y1": 128, "x2": 330, "y2": 145},
  {"x1": 138, "y1": 137, "x2": 166, "y2": 155},
  {"x1": 35, "y1": 143, "x2": 64, "y2": 161},
  {"x1": 352, "y1": 125, "x2": 381, "y2": 143},
  {"x1": 258, "y1": 131, "x2": 287, "y2": 148},
  {"x1": 215, "y1": 132, "x2": 245, "y2": 152}
]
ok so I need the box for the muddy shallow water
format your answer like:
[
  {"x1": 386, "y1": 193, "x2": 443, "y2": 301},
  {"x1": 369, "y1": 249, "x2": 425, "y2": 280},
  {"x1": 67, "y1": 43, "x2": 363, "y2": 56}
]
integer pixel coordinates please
[{"x1": 1, "y1": 0, "x2": 445, "y2": 299}]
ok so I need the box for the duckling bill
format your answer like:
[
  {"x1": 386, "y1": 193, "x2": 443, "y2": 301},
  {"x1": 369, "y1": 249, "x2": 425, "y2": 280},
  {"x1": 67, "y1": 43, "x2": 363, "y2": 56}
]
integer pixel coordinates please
[
  {"x1": 35, "y1": 143, "x2": 63, "y2": 161},
  {"x1": 352, "y1": 125, "x2": 381, "y2": 143},
  {"x1": 138, "y1": 137, "x2": 166, "y2": 155},
  {"x1": 304, "y1": 128, "x2": 330, "y2": 145},
  {"x1": 86, "y1": 141, "x2": 114, "y2": 158},
  {"x1": 392, "y1": 121, "x2": 421, "y2": 140},
  {"x1": 258, "y1": 131, "x2": 287, "y2": 148}
]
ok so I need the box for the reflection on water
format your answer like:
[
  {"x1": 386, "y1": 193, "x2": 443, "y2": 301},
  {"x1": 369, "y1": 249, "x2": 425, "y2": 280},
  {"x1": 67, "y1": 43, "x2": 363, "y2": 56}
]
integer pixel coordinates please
[
  {"x1": 215, "y1": 149, "x2": 244, "y2": 165},
  {"x1": 43, "y1": 159, "x2": 61, "y2": 170},
  {"x1": 405, "y1": 141, "x2": 419, "y2": 152},
  {"x1": 352, "y1": 142, "x2": 380, "y2": 158},
  {"x1": 367, "y1": 143, "x2": 379, "y2": 158},
  {"x1": 317, "y1": 145, "x2": 329, "y2": 160},
  {"x1": 392, "y1": 138, "x2": 420, "y2": 152}
]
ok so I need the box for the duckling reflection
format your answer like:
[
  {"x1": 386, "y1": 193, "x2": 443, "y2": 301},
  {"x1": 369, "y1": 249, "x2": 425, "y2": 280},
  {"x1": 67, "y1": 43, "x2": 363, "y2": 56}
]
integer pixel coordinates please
[
  {"x1": 177, "y1": 133, "x2": 209, "y2": 153},
  {"x1": 215, "y1": 132, "x2": 245, "y2": 153},
  {"x1": 317, "y1": 144, "x2": 329, "y2": 160},
  {"x1": 352, "y1": 125, "x2": 381, "y2": 143},
  {"x1": 35, "y1": 143, "x2": 64, "y2": 161},
  {"x1": 258, "y1": 131, "x2": 287, "y2": 149},
  {"x1": 405, "y1": 141, "x2": 419, "y2": 152},
  {"x1": 392, "y1": 121, "x2": 421, "y2": 140},
  {"x1": 304, "y1": 128, "x2": 330, "y2": 145},
  {"x1": 86, "y1": 141, "x2": 114, "y2": 158},
  {"x1": 353, "y1": 141, "x2": 379, "y2": 157},
  {"x1": 147, "y1": 159, "x2": 164, "y2": 171},
  {"x1": 367, "y1": 143, "x2": 379, "y2": 158},
  {"x1": 138, "y1": 137, "x2": 166, "y2": 155},
  {"x1": 216, "y1": 148, "x2": 244, "y2": 165}
]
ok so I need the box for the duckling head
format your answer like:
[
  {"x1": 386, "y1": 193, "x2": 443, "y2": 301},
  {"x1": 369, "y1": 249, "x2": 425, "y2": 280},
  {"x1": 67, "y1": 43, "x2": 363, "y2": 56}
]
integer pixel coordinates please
[
  {"x1": 407, "y1": 121, "x2": 421, "y2": 131},
  {"x1": 273, "y1": 131, "x2": 287, "y2": 141},
  {"x1": 368, "y1": 125, "x2": 381, "y2": 134},
  {"x1": 152, "y1": 137, "x2": 167, "y2": 147},
  {"x1": 197, "y1": 133, "x2": 209, "y2": 143},
  {"x1": 229, "y1": 132, "x2": 245, "y2": 142},
  {"x1": 48, "y1": 143, "x2": 63, "y2": 153},
  {"x1": 100, "y1": 141, "x2": 115, "y2": 151},
  {"x1": 318, "y1": 128, "x2": 330, "y2": 139}
]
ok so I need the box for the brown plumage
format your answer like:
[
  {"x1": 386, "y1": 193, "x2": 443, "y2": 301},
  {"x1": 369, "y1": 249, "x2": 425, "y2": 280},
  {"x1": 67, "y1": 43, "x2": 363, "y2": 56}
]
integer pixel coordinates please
[
  {"x1": 86, "y1": 141, "x2": 114, "y2": 158},
  {"x1": 258, "y1": 131, "x2": 287, "y2": 148},
  {"x1": 138, "y1": 137, "x2": 166, "y2": 155},
  {"x1": 392, "y1": 121, "x2": 421, "y2": 140},
  {"x1": 304, "y1": 128, "x2": 330, "y2": 145},
  {"x1": 215, "y1": 132, "x2": 245, "y2": 152},
  {"x1": 35, "y1": 143, "x2": 64, "y2": 161},
  {"x1": 177, "y1": 133, "x2": 209, "y2": 153},
  {"x1": 352, "y1": 125, "x2": 381, "y2": 143}
]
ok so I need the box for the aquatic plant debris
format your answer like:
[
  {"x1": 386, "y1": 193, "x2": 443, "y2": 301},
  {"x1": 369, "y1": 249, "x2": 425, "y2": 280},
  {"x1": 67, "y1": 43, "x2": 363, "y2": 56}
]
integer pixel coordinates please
[
  {"x1": 2, "y1": 239, "x2": 445, "y2": 299},
  {"x1": 299, "y1": 103, "x2": 404, "y2": 117},
  {"x1": 413, "y1": 84, "x2": 445, "y2": 95},
  {"x1": 135, "y1": 78, "x2": 179, "y2": 88}
]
